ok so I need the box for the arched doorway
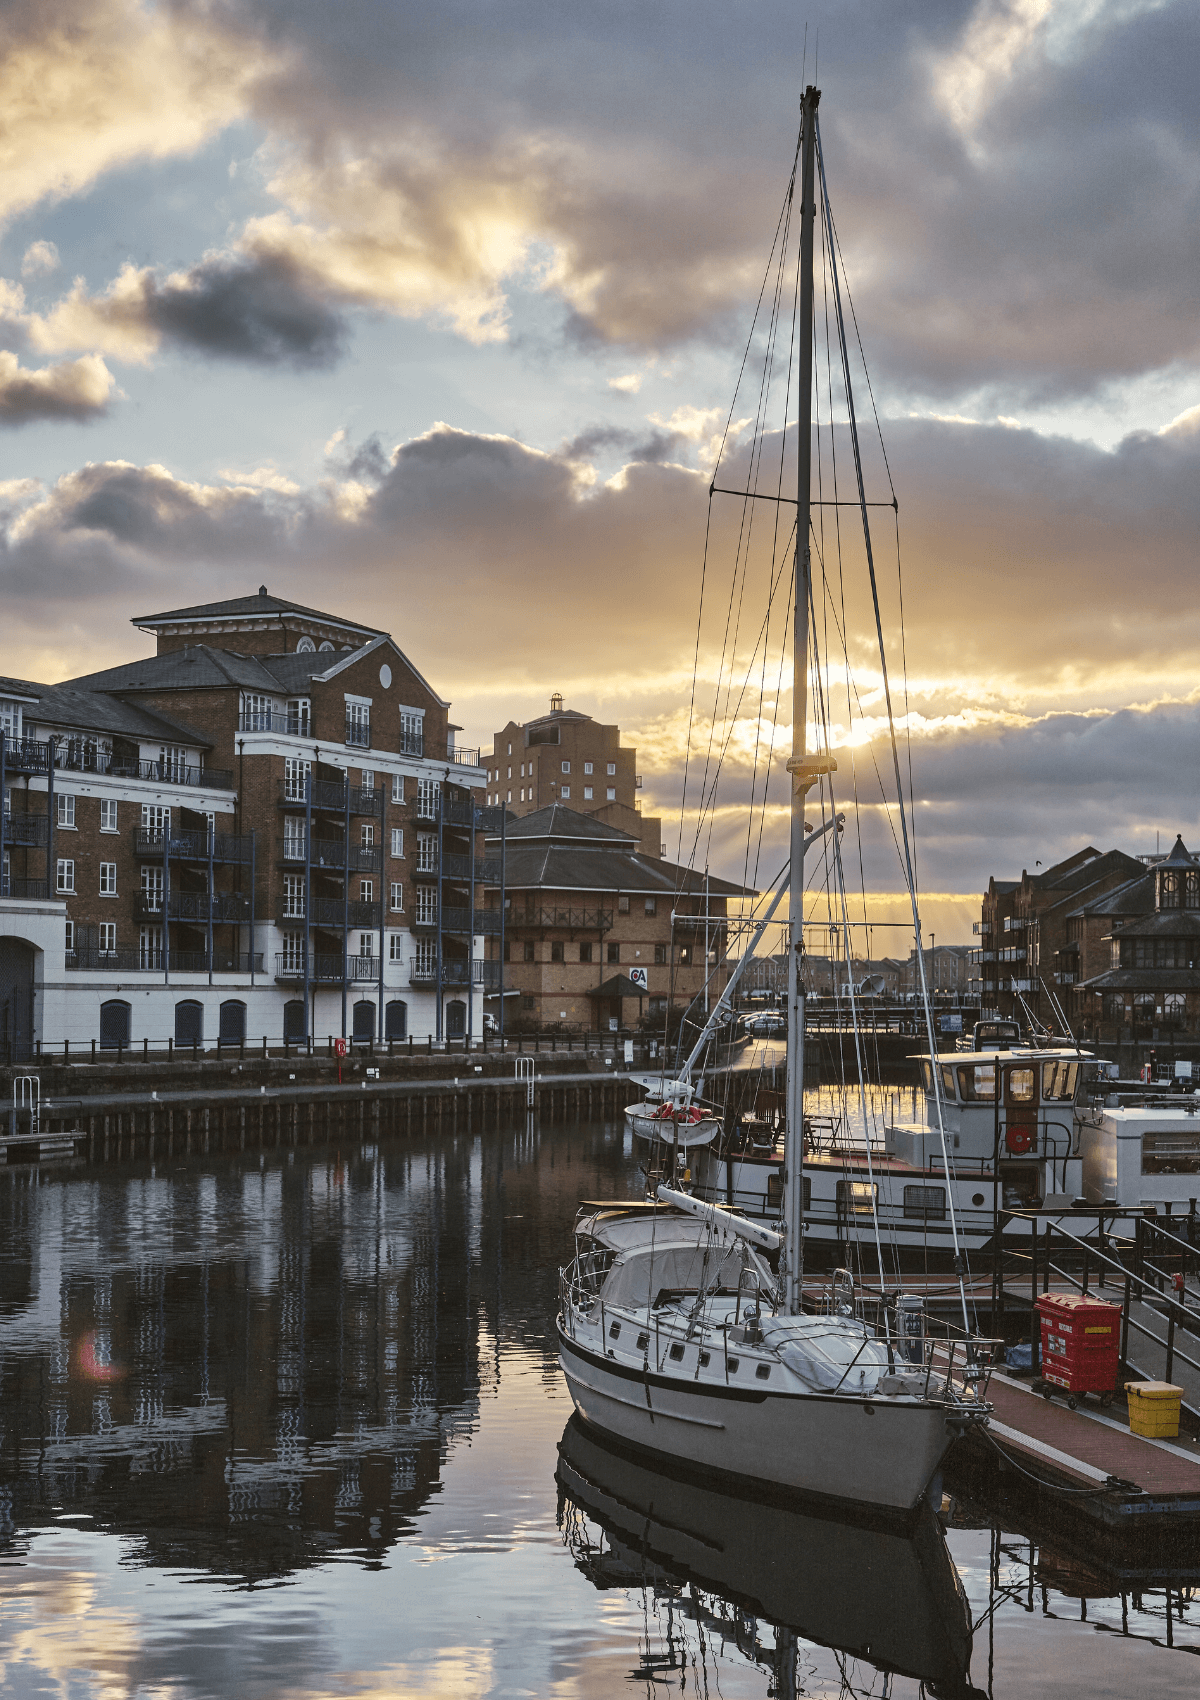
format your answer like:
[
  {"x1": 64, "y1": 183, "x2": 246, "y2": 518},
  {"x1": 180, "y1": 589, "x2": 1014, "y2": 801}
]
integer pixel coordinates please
[{"x1": 445, "y1": 999, "x2": 466, "y2": 1040}]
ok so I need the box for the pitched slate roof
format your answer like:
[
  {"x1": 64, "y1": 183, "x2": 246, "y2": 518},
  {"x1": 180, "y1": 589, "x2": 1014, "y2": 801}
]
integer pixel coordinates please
[
  {"x1": 1081, "y1": 967, "x2": 1200, "y2": 991},
  {"x1": 496, "y1": 805, "x2": 637, "y2": 846},
  {"x1": 1, "y1": 676, "x2": 211, "y2": 747},
  {"x1": 587, "y1": 974, "x2": 648, "y2": 998},
  {"x1": 499, "y1": 842, "x2": 753, "y2": 898},
  {"x1": 131, "y1": 589, "x2": 386, "y2": 638}
]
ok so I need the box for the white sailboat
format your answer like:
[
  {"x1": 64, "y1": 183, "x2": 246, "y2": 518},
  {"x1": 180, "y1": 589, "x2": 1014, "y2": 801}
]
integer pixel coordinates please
[{"x1": 557, "y1": 86, "x2": 993, "y2": 1514}]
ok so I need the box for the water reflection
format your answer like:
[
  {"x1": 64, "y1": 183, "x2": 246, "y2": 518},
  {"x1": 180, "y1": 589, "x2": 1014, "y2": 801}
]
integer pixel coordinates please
[{"x1": 557, "y1": 1414, "x2": 979, "y2": 1696}]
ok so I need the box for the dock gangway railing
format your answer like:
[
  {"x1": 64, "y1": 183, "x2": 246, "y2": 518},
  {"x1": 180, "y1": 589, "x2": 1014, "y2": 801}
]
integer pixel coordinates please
[{"x1": 1006, "y1": 1210, "x2": 1200, "y2": 1397}]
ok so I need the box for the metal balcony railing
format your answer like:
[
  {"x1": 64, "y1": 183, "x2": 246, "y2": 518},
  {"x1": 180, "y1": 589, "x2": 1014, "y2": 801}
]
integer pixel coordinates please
[
  {"x1": 440, "y1": 852, "x2": 502, "y2": 883},
  {"x1": 344, "y1": 716, "x2": 371, "y2": 748},
  {"x1": 278, "y1": 779, "x2": 381, "y2": 814},
  {"x1": 507, "y1": 905, "x2": 613, "y2": 932},
  {"x1": 67, "y1": 948, "x2": 264, "y2": 972},
  {"x1": 274, "y1": 953, "x2": 379, "y2": 983},
  {"x1": 1, "y1": 876, "x2": 49, "y2": 900},
  {"x1": 134, "y1": 891, "x2": 251, "y2": 922},
  {"x1": 2, "y1": 737, "x2": 51, "y2": 773},
  {"x1": 440, "y1": 800, "x2": 506, "y2": 830},
  {"x1": 238, "y1": 711, "x2": 310, "y2": 736},
  {"x1": 440, "y1": 907, "x2": 502, "y2": 935},
  {"x1": 399, "y1": 728, "x2": 423, "y2": 758},
  {"x1": 277, "y1": 836, "x2": 380, "y2": 872},
  {"x1": 134, "y1": 827, "x2": 254, "y2": 863},
  {"x1": 408, "y1": 957, "x2": 501, "y2": 988},
  {"x1": 1, "y1": 739, "x2": 231, "y2": 787},
  {"x1": 2, "y1": 814, "x2": 47, "y2": 847}
]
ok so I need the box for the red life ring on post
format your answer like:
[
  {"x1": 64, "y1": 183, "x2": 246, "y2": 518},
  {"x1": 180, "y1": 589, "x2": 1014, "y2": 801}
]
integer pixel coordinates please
[
  {"x1": 1005, "y1": 1124, "x2": 1033, "y2": 1155},
  {"x1": 334, "y1": 1037, "x2": 348, "y2": 1058}
]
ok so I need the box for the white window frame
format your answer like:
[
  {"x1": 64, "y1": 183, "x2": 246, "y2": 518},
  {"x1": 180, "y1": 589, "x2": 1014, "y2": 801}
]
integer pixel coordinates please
[
  {"x1": 141, "y1": 866, "x2": 163, "y2": 908},
  {"x1": 561, "y1": 761, "x2": 570, "y2": 774},
  {"x1": 360, "y1": 878, "x2": 374, "y2": 903},
  {"x1": 358, "y1": 932, "x2": 373, "y2": 957},
  {"x1": 64, "y1": 918, "x2": 74, "y2": 954},
  {"x1": 414, "y1": 886, "x2": 436, "y2": 926},
  {"x1": 390, "y1": 881, "x2": 404, "y2": 912},
  {"x1": 583, "y1": 787, "x2": 593, "y2": 800},
  {"x1": 282, "y1": 874, "x2": 305, "y2": 918},
  {"x1": 287, "y1": 697, "x2": 311, "y2": 736},
  {"x1": 361, "y1": 822, "x2": 375, "y2": 847},
  {"x1": 390, "y1": 828, "x2": 404, "y2": 859},
  {"x1": 607, "y1": 763, "x2": 616, "y2": 775},
  {"x1": 561, "y1": 786, "x2": 570, "y2": 800},
  {"x1": 99, "y1": 862, "x2": 117, "y2": 896},
  {"x1": 57, "y1": 793, "x2": 76, "y2": 829},
  {"x1": 391, "y1": 773, "x2": 404, "y2": 804},
  {"x1": 607, "y1": 788, "x2": 616, "y2": 801},
  {"x1": 284, "y1": 757, "x2": 310, "y2": 802},
  {"x1": 56, "y1": 858, "x2": 74, "y2": 894},
  {"x1": 100, "y1": 798, "x2": 118, "y2": 833},
  {"x1": 99, "y1": 921, "x2": 117, "y2": 956},
  {"x1": 584, "y1": 761, "x2": 593, "y2": 775},
  {"x1": 388, "y1": 932, "x2": 403, "y2": 963}
]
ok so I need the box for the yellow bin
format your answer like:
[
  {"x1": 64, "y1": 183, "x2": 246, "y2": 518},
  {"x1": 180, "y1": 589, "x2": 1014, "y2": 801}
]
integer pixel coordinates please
[{"x1": 1125, "y1": 1380, "x2": 1184, "y2": 1439}]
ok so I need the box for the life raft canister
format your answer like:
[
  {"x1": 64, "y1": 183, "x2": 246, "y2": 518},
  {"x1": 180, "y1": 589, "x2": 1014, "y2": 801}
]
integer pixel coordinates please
[{"x1": 1005, "y1": 1123, "x2": 1034, "y2": 1155}]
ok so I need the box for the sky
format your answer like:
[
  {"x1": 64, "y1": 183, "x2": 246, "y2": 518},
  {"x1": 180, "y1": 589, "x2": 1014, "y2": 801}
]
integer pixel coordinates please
[{"x1": 2, "y1": 0, "x2": 1198, "y2": 944}]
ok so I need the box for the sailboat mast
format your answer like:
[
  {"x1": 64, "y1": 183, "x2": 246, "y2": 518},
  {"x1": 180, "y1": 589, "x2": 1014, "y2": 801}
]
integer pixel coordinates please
[{"x1": 783, "y1": 84, "x2": 832, "y2": 1316}]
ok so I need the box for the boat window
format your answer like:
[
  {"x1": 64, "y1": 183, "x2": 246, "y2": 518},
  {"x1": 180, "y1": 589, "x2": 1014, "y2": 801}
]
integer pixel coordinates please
[
  {"x1": 1006, "y1": 1066, "x2": 1036, "y2": 1104},
  {"x1": 918, "y1": 1061, "x2": 934, "y2": 1094},
  {"x1": 1141, "y1": 1132, "x2": 1200, "y2": 1175},
  {"x1": 636, "y1": 1332, "x2": 649, "y2": 1351},
  {"x1": 608, "y1": 1321, "x2": 621, "y2": 1339},
  {"x1": 836, "y1": 1179, "x2": 878, "y2": 1215},
  {"x1": 756, "y1": 1364, "x2": 771, "y2": 1380},
  {"x1": 903, "y1": 1185, "x2": 946, "y2": 1221},
  {"x1": 727, "y1": 1357, "x2": 740, "y2": 1374},
  {"x1": 1042, "y1": 1060, "x2": 1079, "y2": 1101},
  {"x1": 669, "y1": 1343, "x2": 685, "y2": 1361},
  {"x1": 699, "y1": 1350, "x2": 711, "y2": 1368},
  {"x1": 939, "y1": 1065, "x2": 957, "y2": 1099},
  {"x1": 957, "y1": 1064, "x2": 995, "y2": 1102}
]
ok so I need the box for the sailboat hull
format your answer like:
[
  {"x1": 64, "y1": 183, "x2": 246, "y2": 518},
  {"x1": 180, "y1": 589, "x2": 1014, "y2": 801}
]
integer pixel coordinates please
[{"x1": 557, "y1": 1321, "x2": 963, "y2": 1513}]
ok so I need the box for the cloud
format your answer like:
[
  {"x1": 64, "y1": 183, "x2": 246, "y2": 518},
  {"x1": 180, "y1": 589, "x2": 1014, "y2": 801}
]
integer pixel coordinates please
[
  {"x1": 0, "y1": 351, "x2": 114, "y2": 423},
  {"x1": 21, "y1": 240, "x2": 59, "y2": 279},
  {"x1": 26, "y1": 253, "x2": 347, "y2": 368},
  {"x1": 609, "y1": 373, "x2": 642, "y2": 394}
]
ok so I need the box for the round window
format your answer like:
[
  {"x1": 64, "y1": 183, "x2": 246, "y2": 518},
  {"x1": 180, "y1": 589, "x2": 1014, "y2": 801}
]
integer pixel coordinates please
[
  {"x1": 971, "y1": 1192, "x2": 986, "y2": 1207},
  {"x1": 379, "y1": 663, "x2": 392, "y2": 688}
]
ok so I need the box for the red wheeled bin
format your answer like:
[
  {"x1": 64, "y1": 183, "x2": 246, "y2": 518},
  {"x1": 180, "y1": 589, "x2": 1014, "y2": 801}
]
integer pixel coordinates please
[{"x1": 1034, "y1": 1292, "x2": 1122, "y2": 1409}]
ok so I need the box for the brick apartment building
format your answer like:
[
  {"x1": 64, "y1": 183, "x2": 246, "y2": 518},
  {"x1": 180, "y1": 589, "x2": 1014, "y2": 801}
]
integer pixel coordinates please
[
  {"x1": 0, "y1": 589, "x2": 498, "y2": 1059},
  {"x1": 487, "y1": 695, "x2": 663, "y2": 857},
  {"x1": 482, "y1": 805, "x2": 752, "y2": 1031},
  {"x1": 968, "y1": 841, "x2": 1200, "y2": 1041}
]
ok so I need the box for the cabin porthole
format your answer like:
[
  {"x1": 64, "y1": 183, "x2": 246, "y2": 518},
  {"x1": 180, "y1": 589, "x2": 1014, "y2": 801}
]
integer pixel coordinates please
[
  {"x1": 972, "y1": 1192, "x2": 986, "y2": 1206},
  {"x1": 608, "y1": 1321, "x2": 621, "y2": 1339},
  {"x1": 669, "y1": 1343, "x2": 685, "y2": 1362},
  {"x1": 636, "y1": 1332, "x2": 649, "y2": 1351},
  {"x1": 699, "y1": 1351, "x2": 711, "y2": 1368},
  {"x1": 727, "y1": 1357, "x2": 740, "y2": 1374},
  {"x1": 756, "y1": 1364, "x2": 771, "y2": 1380}
]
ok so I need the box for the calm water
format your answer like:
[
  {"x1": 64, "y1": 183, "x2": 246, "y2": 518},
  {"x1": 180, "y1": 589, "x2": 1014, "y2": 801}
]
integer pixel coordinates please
[{"x1": 0, "y1": 1115, "x2": 1196, "y2": 1698}]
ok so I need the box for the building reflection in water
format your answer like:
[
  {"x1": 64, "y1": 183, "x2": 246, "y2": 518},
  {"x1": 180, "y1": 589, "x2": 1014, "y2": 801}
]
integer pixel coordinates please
[{"x1": 0, "y1": 1118, "x2": 624, "y2": 1580}]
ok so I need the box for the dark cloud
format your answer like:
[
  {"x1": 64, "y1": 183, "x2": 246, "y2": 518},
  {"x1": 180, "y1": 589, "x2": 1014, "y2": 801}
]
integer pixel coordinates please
[
  {"x1": 0, "y1": 351, "x2": 113, "y2": 424},
  {"x1": 561, "y1": 424, "x2": 679, "y2": 464},
  {"x1": 142, "y1": 253, "x2": 347, "y2": 368}
]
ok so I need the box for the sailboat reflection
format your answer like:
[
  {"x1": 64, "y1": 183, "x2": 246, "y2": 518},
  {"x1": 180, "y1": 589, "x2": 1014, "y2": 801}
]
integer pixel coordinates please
[{"x1": 557, "y1": 1414, "x2": 982, "y2": 1697}]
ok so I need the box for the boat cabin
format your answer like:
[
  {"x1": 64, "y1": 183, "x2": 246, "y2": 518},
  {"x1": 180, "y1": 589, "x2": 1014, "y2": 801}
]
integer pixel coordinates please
[{"x1": 886, "y1": 1048, "x2": 1097, "y2": 1209}]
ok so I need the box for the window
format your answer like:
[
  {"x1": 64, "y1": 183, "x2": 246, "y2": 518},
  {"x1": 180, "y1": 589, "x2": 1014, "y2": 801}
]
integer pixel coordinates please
[
  {"x1": 416, "y1": 832, "x2": 437, "y2": 872},
  {"x1": 175, "y1": 1000, "x2": 203, "y2": 1047},
  {"x1": 607, "y1": 763, "x2": 616, "y2": 775},
  {"x1": 389, "y1": 933, "x2": 404, "y2": 963},
  {"x1": 414, "y1": 938, "x2": 436, "y2": 977},
  {"x1": 391, "y1": 827, "x2": 404, "y2": 858},
  {"x1": 523, "y1": 941, "x2": 536, "y2": 962},
  {"x1": 56, "y1": 858, "x2": 74, "y2": 894},
  {"x1": 296, "y1": 636, "x2": 316, "y2": 653},
  {"x1": 140, "y1": 866, "x2": 163, "y2": 909},
  {"x1": 583, "y1": 787, "x2": 593, "y2": 800},
  {"x1": 139, "y1": 925, "x2": 162, "y2": 970},
  {"x1": 283, "y1": 874, "x2": 304, "y2": 918},
  {"x1": 519, "y1": 789, "x2": 525, "y2": 802},
  {"x1": 584, "y1": 761, "x2": 593, "y2": 775},
  {"x1": 520, "y1": 764, "x2": 525, "y2": 778},
  {"x1": 57, "y1": 793, "x2": 75, "y2": 829},
  {"x1": 645, "y1": 897, "x2": 657, "y2": 916},
  {"x1": 385, "y1": 999, "x2": 407, "y2": 1039},
  {"x1": 360, "y1": 768, "x2": 375, "y2": 793},
  {"x1": 399, "y1": 711, "x2": 423, "y2": 757},
  {"x1": 606, "y1": 788, "x2": 616, "y2": 801},
  {"x1": 561, "y1": 761, "x2": 570, "y2": 774},
  {"x1": 1103, "y1": 992, "x2": 1127, "y2": 1024},
  {"x1": 903, "y1": 1185, "x2": 946, "y2": 1221},
  {"x1": 678, "y1": 944, "x2": 692, "y2": 967},
  {"x1": 836, "y1": 1179, "x2": 878, "y2": 1215},
  {"x1": 242, "y1": 692, "x2": 271, "y2": 731},
  {"x1": 359, "y1": 932, "x2": 373, "y2": 957},
  {"x1": 287, "y1": 697, "x2": 311, "y2": 736},
  {"x1": 99, "y1": 999, "x2": 131, "y2": 1050},
  {"x1": 99, "y1": 862, "x2": 117, "y2": 895},
  {"x1": 957, "y1": 1063, "x2": 995, "y2": 1102},
  {"x1": 507, "y1": 791, "x2": 512, "y2": 803},
  {"x1": 219, "y1": 1000, "x2": 246, "y2": 1044},
  {"x1": 414, "y1": 887, "x2": 436, "y2": 925},
  {"x1": 551, "y1": 941, "x2": 564, "y2": 962},
  {"x1": 654, "y1": 944, "x2": 667, "y2": 964},
  {"x1": 390, "y1": 882, "x2": 404, "y2": 912},
  {"x1": 361, "y1": 822, "x2": 375, "y2": 847},
  {"x1": 416, "y1": 778, "x2": 440, "y2": 817},
  {"x1": 0, "y1": 697, "x2": 23, "y2": 739},
  {"x1": 158, "y1": 745, "x2": 187, "y2": 781},
  {"x1": 360, "y1": 879, "x2": 374, "y2": 903},
  {"x1": 1006, "y1": 1066, "x2": 1036, "y2": 1104},
  {"x1": 580, "y1": 941, "x2": 594, "y2": 963},
  {"x1": 607, "y1": 942, "x2": 620, "y2": 964},
  {"x1": 391, "y1": 774, "x2": 404, "y2": 804},
  {"x1": 560, "y1": 786, "x2": 570, "y2": 800},
  {"x1": 618, "y1": 895, "x2": 630, "y2": 914},
  {"x1": 284, "y1": 757, "x2": 310, "y2": 802},
  {"x1": 65, "y1": 919, "x2": 74, "y2": 955},
  {"x1": 283, "y1": 818, "x2": 305, "y2": 858},
  {"x1": 100, "y1": 798, "x2": 118, "y2": 833}
]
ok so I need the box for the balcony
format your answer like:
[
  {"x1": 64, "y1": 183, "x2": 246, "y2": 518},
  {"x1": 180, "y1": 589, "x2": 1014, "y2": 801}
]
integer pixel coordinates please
[
  {"x1": 278, "y1": 779, "x2": 381, "y2": 814},
  {"x1": 134, "y1": 827, "x2": 254, "y2": 864},
  {"x1": 441, "y1": 799, "x2": 507, "y2": 831},
  {"x1": 441, "y1": 907, "x2": 502, "y2": 935},
  {"x1": 274, "y1": 953, "x2": 379, "y2": 983},
  {"x1": 413, "y1": 853, "x2": 439, "y2": 880},
  {"x1": 68, "y1": 948, "x2": 263, "y2": 972},
  {"x1": 1003, "y1": 916, "x2": 1031, "y2": 932},
  {"x1": 237, "y1": 710, "x2": 309, "y2": 736},
  {"x1": 997, "y1": 947, "x2": 1026, "y2": 963},
  {"x1": 441, "y1": 852, "x2": 502, "y2": 883},
  {"x1": 344, "y1": 714, "x2": 371, "y2": 749},
  {"x1": 1055, "y1": 972, "x2": 1077, "y2": 986},
  {"x1": 411, "y1": 908, "x2": 438, "y2": 932},
  {"x1": 972, "y1": 921, "x2": 992, "y2": 936},
  {"x1": 1, "y1": 876, "x2": 49, "y2": 900},
  {"x1": 134, "y1": 891, "x2": 251, "y2": 922},
  {"x1": 2, "y1": 814, "x2": 47, "y2": 847},
  {"x1": 277, "y1": 836, "x2": 380, "y2": 873},
  {"x1": 2, "y1": 737, "x2": 51, "y2": 774},
  {"x1": 55, "y1": 750, "x2": 233, "y2": 788},
  {"x1": 507, "y1": 905, "x2": 614, "y2": 933},
  {"x1": 412, "y1": 792, "x2": 440, "y2": 824},
  {"x1": 276, "y1": 898, "x2": 381, "y2": 929},
  {"x1": 408, "y1": 957, "x2": 501, "y2": 989}
]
